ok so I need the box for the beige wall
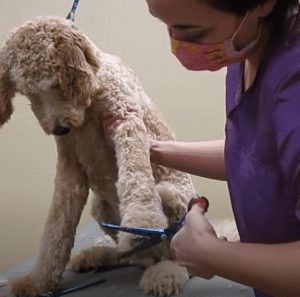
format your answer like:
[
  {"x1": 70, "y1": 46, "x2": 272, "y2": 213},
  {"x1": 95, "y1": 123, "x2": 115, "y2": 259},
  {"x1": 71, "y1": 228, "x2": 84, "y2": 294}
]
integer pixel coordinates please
[{"x1": 0, "y1": 0, "x2": 232, "y2": 272}]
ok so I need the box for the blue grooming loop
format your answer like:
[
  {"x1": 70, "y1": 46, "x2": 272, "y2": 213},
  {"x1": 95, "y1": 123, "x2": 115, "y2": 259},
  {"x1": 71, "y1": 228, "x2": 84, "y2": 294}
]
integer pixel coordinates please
[
  {"x1": 98, "y1": 196, "x2": 209, "y2": 256},
  {"x1": 99, "y1": 217, "x2": 185, "y2": 257},
  {"x1": 66, "y1": 0, "x2": 81, "y2": 22}
]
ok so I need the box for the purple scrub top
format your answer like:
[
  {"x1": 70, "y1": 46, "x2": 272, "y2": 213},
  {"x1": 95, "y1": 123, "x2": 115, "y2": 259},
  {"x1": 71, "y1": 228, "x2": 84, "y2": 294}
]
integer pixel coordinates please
[{"x1": 225, "y1": 17, "x2": 300, "y2": 297}]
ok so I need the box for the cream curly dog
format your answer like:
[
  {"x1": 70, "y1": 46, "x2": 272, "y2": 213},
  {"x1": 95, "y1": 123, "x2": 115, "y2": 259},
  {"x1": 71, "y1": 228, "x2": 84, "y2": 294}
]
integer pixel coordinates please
[{"x1": 0, "y1": 16, "x2": 199, "y2": 296}]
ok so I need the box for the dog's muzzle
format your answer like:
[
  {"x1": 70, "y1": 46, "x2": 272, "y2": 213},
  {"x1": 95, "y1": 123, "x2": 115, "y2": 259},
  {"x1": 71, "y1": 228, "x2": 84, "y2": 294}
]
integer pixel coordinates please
[{"x1": 53, "y1": 125, "x2": 71, "y2": 136}]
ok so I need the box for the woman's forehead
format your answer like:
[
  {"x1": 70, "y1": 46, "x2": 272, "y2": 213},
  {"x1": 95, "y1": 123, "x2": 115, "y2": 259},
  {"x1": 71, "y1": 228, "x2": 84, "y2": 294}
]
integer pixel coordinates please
[
  {"x1": 146, "y1": 0, "x2": 207, "y2": 19},
  {"x1": 146, "y1": 0, "x2": 231, "y2": 28}
]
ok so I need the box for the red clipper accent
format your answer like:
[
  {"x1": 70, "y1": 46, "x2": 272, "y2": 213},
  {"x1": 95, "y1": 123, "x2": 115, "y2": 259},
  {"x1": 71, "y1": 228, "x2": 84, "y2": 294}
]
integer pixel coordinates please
[{"x1": 188, "y1": 195, "x2": 209, "y2": 213}]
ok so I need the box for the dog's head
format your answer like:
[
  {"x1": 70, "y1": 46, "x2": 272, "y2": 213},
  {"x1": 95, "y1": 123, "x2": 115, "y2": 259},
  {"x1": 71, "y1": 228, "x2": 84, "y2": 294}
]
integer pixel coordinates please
[{"x1": 0, "y1": 16, "x2": 100, "y2": 135}]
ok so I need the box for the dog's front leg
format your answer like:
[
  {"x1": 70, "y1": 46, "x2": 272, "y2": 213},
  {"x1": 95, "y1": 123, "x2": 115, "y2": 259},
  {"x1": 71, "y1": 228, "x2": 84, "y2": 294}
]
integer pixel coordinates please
[
  {"x1": 10, "y1": 149, "x2": 89, "y2": 297},
  {"x1": 111, "y1": 115, "x2": 168, "y2": 251}
]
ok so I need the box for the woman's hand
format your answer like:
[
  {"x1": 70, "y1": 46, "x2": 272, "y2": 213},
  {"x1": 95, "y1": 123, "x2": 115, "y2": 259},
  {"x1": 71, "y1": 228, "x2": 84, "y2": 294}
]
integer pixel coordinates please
[
  {"x1": 149, "y1": 139, "x2": 163, "y2": 163},
  {"x1": 170, "y1": 204, "x2": 219, "y2": 279},
  {"x1": 102, "y1": 116, "x2": 125, "y2": 146},
  {"x1": 102, "y1": 109, "x2": 141, "y2": 146}
]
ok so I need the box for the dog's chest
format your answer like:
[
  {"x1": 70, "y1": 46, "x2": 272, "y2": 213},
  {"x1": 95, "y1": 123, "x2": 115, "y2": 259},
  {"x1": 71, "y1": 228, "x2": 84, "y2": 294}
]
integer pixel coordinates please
[{"x1": 70, "y1": 124, "x2": 118, "y2": 191}]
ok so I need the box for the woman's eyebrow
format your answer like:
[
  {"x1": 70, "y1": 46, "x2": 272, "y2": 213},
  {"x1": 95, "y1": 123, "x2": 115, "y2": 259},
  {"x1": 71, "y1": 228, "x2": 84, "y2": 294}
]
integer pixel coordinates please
[
  {"x1": 148, "y1": 9, "x2": 204, "y2": 30},
  {"x1": 149, "y1": 9, "x2": 203, "y2": 30}
]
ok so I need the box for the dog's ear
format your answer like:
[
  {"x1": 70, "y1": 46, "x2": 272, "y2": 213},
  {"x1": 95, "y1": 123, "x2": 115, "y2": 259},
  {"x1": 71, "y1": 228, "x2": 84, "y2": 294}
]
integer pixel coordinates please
[
  {"x1": 48, "y1": 27, "x2": 100, "y2": 107},
  {"x1": 0, "y1": 49, "x2": 15, "y2": 126}
]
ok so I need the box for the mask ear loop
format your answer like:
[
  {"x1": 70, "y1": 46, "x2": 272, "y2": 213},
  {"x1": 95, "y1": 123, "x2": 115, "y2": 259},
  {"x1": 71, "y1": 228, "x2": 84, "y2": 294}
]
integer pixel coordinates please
[
  {"x1": 231, "y1": 11, "x2": 251, "y2": 42},
  {"x1": 231, "y1": 10, "x2": 263, "y2": 51}
]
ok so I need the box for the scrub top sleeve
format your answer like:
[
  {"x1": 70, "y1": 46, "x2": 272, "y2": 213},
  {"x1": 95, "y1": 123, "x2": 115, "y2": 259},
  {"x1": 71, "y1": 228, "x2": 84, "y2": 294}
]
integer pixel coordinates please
[{"x1": 272, "y1": 71, "x2": 300, "y2": 221}]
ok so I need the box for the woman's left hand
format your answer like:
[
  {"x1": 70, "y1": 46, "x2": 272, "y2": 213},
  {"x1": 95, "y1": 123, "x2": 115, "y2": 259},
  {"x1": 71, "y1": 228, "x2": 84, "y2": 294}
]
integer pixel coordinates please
[{"x1": 170, "y1": 204, "x2": 219, "y2": 279}]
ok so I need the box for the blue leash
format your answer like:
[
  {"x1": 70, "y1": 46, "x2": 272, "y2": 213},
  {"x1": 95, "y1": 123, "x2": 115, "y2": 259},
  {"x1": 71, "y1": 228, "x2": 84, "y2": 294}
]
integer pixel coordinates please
[{"x1": 66, "y1": 0, "x2": 81, "y2": 22}]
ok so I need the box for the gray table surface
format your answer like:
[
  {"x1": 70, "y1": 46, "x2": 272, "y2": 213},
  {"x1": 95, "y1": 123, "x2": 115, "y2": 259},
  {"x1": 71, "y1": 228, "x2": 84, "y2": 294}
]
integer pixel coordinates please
[{"x1": 0, "y1": 222, "x2": 255, "y2": 297}]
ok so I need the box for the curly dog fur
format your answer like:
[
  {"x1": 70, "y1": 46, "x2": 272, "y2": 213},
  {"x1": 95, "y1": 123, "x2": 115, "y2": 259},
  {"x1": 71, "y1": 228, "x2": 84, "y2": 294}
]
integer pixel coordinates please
[{"x1": 0, "y1": 16, "x2": 198, "y2": 296}]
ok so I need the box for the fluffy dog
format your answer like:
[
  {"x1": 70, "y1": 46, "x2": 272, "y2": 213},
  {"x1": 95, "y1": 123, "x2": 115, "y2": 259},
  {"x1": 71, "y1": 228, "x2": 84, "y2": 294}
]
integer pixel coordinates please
[{"x1": 0, "y1": 16, "x2": 198, "y2": 296}]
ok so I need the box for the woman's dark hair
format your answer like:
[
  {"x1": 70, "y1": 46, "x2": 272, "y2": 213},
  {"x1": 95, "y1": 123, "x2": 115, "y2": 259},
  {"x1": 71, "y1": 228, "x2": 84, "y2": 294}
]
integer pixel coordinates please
[{"x1": 203, "y1": 0, "x2": 300, "y2": 34}]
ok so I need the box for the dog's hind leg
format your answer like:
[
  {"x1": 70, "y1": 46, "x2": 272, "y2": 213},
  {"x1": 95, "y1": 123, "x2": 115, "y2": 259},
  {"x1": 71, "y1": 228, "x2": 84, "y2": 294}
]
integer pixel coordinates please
[
  {"x1": 10, "y1": 143, "x2": 89, "y2": 297},
  {"x1": 68, "y1": 245, "x2": 126, "y2": 272},
  {"x1": 67, "y1": 195, "x2": 123, "y2": 272},
  {"x1": 155, "y1": 178, "x2": 194, "y2": 222},
  {"x1": 90, "y1": 192, "x2": 121, "y2": 239}
]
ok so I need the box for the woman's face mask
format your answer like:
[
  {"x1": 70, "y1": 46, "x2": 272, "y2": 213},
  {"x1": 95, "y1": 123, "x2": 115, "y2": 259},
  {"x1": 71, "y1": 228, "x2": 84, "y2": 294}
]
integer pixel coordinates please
[{"x1": 170, "y1": 11, "x2": 261, "y2": 71}]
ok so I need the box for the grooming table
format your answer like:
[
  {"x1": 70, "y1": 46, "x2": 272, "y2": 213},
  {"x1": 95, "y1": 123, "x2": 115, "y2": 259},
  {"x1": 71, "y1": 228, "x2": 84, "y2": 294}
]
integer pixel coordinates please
[{"x1": 0, "y1": 222, "x2": 255, "y2": 297}]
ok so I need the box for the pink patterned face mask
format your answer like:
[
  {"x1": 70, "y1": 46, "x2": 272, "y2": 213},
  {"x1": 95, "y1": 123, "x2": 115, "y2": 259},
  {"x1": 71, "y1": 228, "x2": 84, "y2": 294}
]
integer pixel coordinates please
[{"x1": 170, "y1": 12, "x2": 261, "y2": 71}]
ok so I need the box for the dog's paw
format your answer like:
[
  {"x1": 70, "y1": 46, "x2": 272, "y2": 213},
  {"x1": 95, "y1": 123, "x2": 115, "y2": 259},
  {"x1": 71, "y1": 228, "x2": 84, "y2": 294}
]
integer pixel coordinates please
[
  {"x1": 140, "y1": 260, "x2": 189, "y2": 296},
  {"x1": 10, "y1": 274, "x2": 53, "y2": 297},
  {"x1": 68, "y1": 246, "x2": 120, "y2": 272}
]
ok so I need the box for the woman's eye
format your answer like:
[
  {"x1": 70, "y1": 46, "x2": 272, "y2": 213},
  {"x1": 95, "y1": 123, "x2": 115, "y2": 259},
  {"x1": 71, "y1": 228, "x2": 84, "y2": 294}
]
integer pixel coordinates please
[{"x1": 186, "y1": 32, "x2": 207, "y2": 42}]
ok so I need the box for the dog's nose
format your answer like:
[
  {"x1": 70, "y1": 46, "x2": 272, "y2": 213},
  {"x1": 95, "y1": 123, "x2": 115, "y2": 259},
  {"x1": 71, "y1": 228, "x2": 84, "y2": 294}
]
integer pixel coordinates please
[{"x1": 53, "y1": 125, "x2": 71, "y2": 136}]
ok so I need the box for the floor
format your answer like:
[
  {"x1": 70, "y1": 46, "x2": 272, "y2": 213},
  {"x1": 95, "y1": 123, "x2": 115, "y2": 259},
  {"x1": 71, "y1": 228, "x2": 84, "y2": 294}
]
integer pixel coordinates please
[{"x1": 0, "y1": 222, "x2": 255, "y2": 297}]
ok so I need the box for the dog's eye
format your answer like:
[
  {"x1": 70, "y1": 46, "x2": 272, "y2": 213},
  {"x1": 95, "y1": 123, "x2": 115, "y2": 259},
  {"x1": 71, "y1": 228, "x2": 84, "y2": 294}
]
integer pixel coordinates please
[{"x1": 51, "y1": 83, "x2": 60, "y2": 89}]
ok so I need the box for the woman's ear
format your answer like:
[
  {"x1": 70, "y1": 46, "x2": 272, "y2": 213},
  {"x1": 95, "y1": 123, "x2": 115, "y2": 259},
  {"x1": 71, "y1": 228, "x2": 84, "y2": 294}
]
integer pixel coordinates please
[
  {"x1": 0, "y1": 49, "x2": 15, "y2": 126},
  {"x1": 255, "y1": 0, "x2": 277, "y2": 18},
  {"x1": 47, "y1": 26, "x2": 100, "y2": 108}
]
